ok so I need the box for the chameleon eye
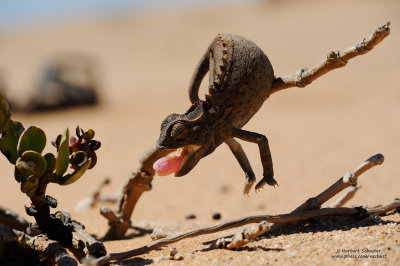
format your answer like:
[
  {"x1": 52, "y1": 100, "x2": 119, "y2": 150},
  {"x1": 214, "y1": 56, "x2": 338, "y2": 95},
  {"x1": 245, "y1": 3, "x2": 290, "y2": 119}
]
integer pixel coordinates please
[{"x1": 170, "y1": 122, "x2": 188, "y2": 139}]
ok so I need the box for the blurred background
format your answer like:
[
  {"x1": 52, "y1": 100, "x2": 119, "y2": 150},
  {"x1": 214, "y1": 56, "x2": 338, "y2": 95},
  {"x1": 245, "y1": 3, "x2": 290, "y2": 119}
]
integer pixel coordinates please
[{"x1": 0, "y1": 0, "x2": 399, "y2": 231}]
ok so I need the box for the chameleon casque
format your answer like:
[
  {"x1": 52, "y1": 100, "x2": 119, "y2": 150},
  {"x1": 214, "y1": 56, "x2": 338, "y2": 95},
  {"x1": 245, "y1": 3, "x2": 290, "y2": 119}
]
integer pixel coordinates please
[{"x1": 154, "y1": 33, "x2": 277, "y2": 194}]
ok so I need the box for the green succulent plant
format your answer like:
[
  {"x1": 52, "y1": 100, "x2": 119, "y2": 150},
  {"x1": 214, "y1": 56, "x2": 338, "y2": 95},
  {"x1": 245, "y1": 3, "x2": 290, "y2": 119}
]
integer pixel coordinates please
[
  {"x1": 0, "y1": 92, "x2": 11, "y2": 134},
  {"x1": 0, "y1": 92, "x2": 101, "y2": 198}
]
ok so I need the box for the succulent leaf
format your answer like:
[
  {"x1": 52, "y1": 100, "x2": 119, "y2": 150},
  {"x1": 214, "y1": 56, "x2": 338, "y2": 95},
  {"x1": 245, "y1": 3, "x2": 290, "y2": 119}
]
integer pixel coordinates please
[
  {"x1": 0, "y1": 120, "x2": 24, "y2": 164},
  {"x1": 70, "y1": 151, "x2": 87, "y2": 168},
  {"x1": 55, "y1": 128, "x2": 69, "y2": 177},
  {"x1": 17, "y1": 126, "x2": 46, "y2": 156},
  {"x1": 0, "y1": 93, "x2": 11, "y2": 134},
  {"x1": 59, "y1": 158, "x2": 91, "y2": 185},
  {"x1": 14, "y1": 151, "x2": 47, "y2": 182},
  {"x1": 89, "y1": 140, "x2": 101, "y2": 151},
  {"x1": 14, "y1": 158, "x2": 33, "y2": 182},
  {"x1": 44, "y1": 153, "x2": 56, "y2": 173},
  {"x1": 86, "y1": 129, "x2": 95, "y2": 140},
  {"x1": 88, "y1": 152, "x2": 97, "y2": 169}
]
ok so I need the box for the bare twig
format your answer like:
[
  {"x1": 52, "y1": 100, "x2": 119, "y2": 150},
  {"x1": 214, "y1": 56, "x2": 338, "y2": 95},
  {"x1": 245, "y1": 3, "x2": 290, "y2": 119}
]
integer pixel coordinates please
[
  {"x1": 101, "y1": 145, "x2": 171, "y2": 240},
  {"x1": 214, "y1": 221, "x2": 270, "y2": 249},
  {"x1": 0, "y1": 205, "x2": 29, "y2": 231},
  {"x1": 91, "y1": 198, "x2": 400, "y2": 265},
  {"x1": 367, "y1": 198, "x2": 400, "y2": 215},
  {"x1": 270, "y1": 22, "x2": 390, "y2": 94},
  {"x1": 330, "y1": 185, "x2": 361, "y2": 208},
  {"x1": 74, "y1": 178, "x2": 118, "y2": 213},
  {"x1": 91, "y1": 153, "x2": 392, "y2": 264},
  {"x1": 266, "y1": 154, "x2": 383, "y2": 234},
  {"x1": 91, "y1": 207, "x2": 363, "y2": 265},
  {"x1": 151, "y1": 227, "x2": 171, "y2": 240},
  {"x1": 292, "y1": 154, "x2": 383, "y2": 213}
]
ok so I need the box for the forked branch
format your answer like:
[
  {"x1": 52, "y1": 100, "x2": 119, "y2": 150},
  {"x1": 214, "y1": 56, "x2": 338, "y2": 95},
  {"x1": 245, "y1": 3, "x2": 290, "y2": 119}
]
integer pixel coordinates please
[
  {"x1": 330, "y1": 185, "x2": 360, "y2": 208},
  {"x1": 271, "y1": 22, "x2": 390, "y2": 93},
  {"x1": 101, "y1": 146, "x2": 171, "y2": 240},
  {"x1": 91, "y1": 201, "x2": 399, "y2": 265},
  {"x1": 90, "y1": 153, "x2": 392, "y2": 265},
  {"x1": 292, "y1": 153, "x2": 384, "y2": 213}
]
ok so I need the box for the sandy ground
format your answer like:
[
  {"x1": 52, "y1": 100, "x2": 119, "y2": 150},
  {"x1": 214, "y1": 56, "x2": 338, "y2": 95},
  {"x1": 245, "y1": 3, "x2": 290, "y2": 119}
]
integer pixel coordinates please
[{"x1": 0, "y1": 0, "x2": 399, "y2": 265}]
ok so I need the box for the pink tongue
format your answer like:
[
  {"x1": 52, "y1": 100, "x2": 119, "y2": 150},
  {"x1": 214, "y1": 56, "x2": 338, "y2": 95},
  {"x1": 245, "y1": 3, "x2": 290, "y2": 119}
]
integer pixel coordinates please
[{"x1": 153, "y1": 154, "x2": 184, "y2": 176}]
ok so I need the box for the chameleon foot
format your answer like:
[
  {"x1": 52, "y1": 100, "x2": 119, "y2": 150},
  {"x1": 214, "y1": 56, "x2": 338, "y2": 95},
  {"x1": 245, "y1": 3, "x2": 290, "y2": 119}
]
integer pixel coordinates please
[{"x1": 255, "y1": 175, "x2": 278, "y2": 191}]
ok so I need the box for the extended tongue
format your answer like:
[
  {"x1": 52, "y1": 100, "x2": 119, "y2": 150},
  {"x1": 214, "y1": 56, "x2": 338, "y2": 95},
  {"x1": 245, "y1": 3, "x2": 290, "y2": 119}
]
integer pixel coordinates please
[{"x1": 153, "y1": 148, "x2": 187, "y2": 176}]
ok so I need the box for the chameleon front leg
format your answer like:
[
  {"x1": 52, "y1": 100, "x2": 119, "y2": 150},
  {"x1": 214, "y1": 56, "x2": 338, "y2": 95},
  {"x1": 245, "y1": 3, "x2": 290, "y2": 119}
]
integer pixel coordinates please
[
  {"x1": 225, "y1": 138, "x2": 256, "y2": 195},
  {"x1": 232, "y1": 127, "x2": 278, "y2": 190}
]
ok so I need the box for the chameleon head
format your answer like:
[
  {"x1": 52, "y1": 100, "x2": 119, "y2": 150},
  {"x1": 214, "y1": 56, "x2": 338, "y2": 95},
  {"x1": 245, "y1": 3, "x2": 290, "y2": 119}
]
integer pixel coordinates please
[{"x1": 154, "y1": 102, "x2": 211, "y2": 176}]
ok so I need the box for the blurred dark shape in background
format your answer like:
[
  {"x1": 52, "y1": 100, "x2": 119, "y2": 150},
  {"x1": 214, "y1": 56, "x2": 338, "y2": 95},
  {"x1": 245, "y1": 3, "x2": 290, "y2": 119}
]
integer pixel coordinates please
[
  {"x1": 27, "y1": 54, "x2": 99, "y2": 111},
  {"x1": 0, "y1": 72, "x2": 5, "y2": 95}
]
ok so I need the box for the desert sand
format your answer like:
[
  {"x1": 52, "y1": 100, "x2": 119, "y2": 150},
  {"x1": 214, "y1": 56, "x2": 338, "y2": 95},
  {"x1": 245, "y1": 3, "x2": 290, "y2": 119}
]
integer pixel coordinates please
[{"x1": 0, "y1": 0, "x2": 399, "y2": 265}]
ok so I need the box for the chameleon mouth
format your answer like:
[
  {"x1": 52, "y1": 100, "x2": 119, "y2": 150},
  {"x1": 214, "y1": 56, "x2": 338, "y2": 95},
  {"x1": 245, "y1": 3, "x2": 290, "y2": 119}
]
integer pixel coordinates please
[{"x1": 153, "y1": 145, "x2": 201, "y2": 176}]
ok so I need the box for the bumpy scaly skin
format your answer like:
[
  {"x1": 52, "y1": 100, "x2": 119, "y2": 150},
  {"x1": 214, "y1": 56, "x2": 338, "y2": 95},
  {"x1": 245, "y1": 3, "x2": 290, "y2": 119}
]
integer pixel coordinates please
[{"x1": 157, "y1": 34, "x2": 277, "y2": 194}]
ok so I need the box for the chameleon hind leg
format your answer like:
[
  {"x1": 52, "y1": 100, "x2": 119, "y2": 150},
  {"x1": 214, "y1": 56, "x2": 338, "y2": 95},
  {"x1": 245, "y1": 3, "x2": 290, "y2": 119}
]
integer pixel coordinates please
[
  {"x1": 232, "y1": 127, "x2": 278, "y2": 191},
  {"x1": 225, "y1": 138, "x2": 256, "y2": 195}
]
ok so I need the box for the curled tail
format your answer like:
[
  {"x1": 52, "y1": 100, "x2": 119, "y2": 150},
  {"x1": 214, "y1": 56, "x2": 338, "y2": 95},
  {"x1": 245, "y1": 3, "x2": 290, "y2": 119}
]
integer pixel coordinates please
[{"x1": 189, "y1": 47, "x2": 210, "y2": 104}]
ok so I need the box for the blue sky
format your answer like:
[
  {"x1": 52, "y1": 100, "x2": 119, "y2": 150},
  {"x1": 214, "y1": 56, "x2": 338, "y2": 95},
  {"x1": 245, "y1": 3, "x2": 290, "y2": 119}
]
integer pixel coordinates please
[
  {"x1": 0, "y1": 0, "x2": 146, "y2": 30},
  {"x1": 0, "y1": 0, "x2": 254, "y2": 31}
]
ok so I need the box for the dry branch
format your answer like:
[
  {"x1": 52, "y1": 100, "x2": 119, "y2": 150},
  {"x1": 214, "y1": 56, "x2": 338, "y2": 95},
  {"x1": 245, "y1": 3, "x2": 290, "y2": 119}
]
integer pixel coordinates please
[
  {"x1": 292, "y1": 154, "x2": 383, "y2": 213},
  {"x1": 101, "y1": 145, "x2": 171, "y2": 240},
  {"x1": 0, "y1": 205, "x2": 29, "y2": 231},
  {"x1": 330, "y1": 185, "x2": 360, "y2": 208},
  {"x1": 367, "y1": 198, "x2": 400, "y2": 215},
  {"x1": 270, "y1": 22, "x2": 390, "y2": 94},
  {"x1": 74, "y1": 178, "x2": 118, "y2": 213},
  {"x1": 91, "y1": 202, "x2": 400, "y2": 266},
  {"x1": 214, "y1": 221, "x2": 270, "y2": 249},
  {"x1": 90, "y1": 153, "x2": 392, "y2": 265},
  {"x1": 92, "y1": 208, "x2": 361, "y2": 265}
]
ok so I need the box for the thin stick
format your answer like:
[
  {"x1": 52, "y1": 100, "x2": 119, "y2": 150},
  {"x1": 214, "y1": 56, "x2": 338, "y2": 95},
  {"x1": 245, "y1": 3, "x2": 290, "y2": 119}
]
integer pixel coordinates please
[
  {"x1": 0, "y1": 205, "x2": 29, "y2": 231},
  {"x1": 74, "y1": 178, "x2": 118, "y2": 213},
  {"x1": 265, "y1": 155, "x2": 382, "y2": 236},
  {"x1": 91, "y1": 153, "x2": 388, "y2": 265},
  {"x1": 367, "y1": 198, "x2": 400, "y2": 215},
  {"x1": 330, "y1": 185, "x2": 360, "y2": 208},
  {"x1": 92, "y1": 207, "x2": 363, "y2": 265},
  {"x1": 92, "y1": 199, "x2": 400, "y2": 265},
  {"x1": 292, "y1": 154, "x2": 383, "y2": 213},
  {"x1": 270, "y1": 22, "x2": 390, "y2": 94},
  {"x1": 214, "y1": 221, "x2": 271, "y2": 249},
  {"x1": 101, "y1": 145, "x2": 171, "y2": 240}
]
